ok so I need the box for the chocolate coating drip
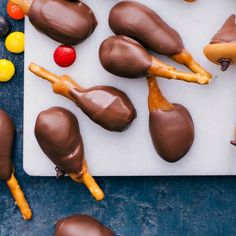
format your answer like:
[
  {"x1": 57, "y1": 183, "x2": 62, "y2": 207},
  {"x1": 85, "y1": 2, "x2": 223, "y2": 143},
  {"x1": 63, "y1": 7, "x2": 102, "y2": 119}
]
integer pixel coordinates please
[
  {"x1": 28, "y1": 0, "x2": 97, "y2": 45},
  {"x1": 149, "y1": 104, "x2": 194, "y2": 162},
  {"x1": 211, "y1": 15, "x2": 236, "y2": 44},
  {"x1": 0, "y1": 110, "x2": 14, "y2": 181},
  {"x1": 109, "y1": 1, "x2": 184, "y2": 56},
  {"x1": 70, "y1": 86, "x2": 136, "y2": 131},
  {"x1": 35, "y1": 107, "x2": 84, "y2": 175},
  {"x1": 99, "y1": 35, "x2": 152, "y2": 78},
  {"x1": 55, "y1": 214, "x2": 115, "y2": 236}
]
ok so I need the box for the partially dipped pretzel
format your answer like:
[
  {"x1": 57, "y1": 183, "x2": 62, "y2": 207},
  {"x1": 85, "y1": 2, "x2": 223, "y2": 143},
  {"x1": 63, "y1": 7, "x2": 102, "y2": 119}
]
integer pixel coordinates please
[
  {"x1": 35, "y1": 107, "x2": 104, "y2": 201},
  {"x1": 0, "y1": 110, "x2": 32, "y2": 220},
  {"x1": 99, "y1": 35, "x2": 209, "y2": 84},
  {"x1": 29, "y1": 63, "x2": 136, "y2": 132},
  {"x1": 147, "y1": 77, "x2": 194, "y2": 162},
  {"x1": 204, "y1": 15, "x2": 236, "y2": 71},
  {"x1": 108, "y1": 1, "x2": 211, "y2": 81},
  {"x1": 10, "y1": 0, "x2": 97, "y2": 45}
]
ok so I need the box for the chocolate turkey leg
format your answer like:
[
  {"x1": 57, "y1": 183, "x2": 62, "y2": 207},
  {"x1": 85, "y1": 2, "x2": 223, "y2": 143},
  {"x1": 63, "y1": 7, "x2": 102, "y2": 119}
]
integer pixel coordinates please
[
  {"x1": 147, "y1": 77, "x2": 194, "y2": 162},
  {"x1": 35, "y1": 107, "x2": 104, "y2": 201},
  {"x1": 55, "y1": 214, "x2": 115, "y2": 236},
  {"x1": 109, "y1": 1, "x2": 211, "y2": 79},
  {"x1": 0, "y1": 110, "x2": 32, "y2": 220},
  {"x1": 10, "y1": 0, "x2": 97, "y2": 45},
  {"x1": 204, "y1": 15, "x2": 236, "y2": 71},
  {"x1": 99, "y1": 35, "x2": 209, "y2": 84},
  {"x1": 29, "y1": 63, "x2": 136, "y2": 132}
]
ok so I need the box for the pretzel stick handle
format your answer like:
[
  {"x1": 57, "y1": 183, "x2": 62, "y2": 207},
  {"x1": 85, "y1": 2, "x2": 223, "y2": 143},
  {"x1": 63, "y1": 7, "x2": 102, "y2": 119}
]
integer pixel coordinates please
[
  {"x1": 29, "y1": 63, "x2": 59, "y2": 83},
  {"x1": 171, "y1": 49, "x2": 212, "y2": 78},
  {"x1": 149, "y1": 57, "x2": 210, "y2": 84},
  {"x1": 81, "y1": 173, "x2": 104, "y2": 201},
  {"x1": 70, "y1": 161, "x2": 104, "y2": 201},
  {"x1": 147, "y1": 76, "x2": 173, "y2": 112},
  {"x1": 6, "y1": 174, "x2": 32, "y2": 221}
]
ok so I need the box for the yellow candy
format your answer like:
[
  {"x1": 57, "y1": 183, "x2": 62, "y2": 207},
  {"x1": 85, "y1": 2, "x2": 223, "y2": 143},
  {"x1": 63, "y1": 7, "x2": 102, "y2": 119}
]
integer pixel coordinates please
[
  {"x1": 5, "y1": 32, "x2": 25, "y2": 54},
  {"x1": 0, "y1": 59, "x2": 15, "y2": 82}
]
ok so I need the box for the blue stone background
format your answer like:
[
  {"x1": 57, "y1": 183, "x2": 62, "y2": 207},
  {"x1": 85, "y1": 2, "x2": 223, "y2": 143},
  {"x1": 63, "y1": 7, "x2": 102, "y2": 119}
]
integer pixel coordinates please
[{"x1": 1, "y1": 1, "x2": 236, "y2": 236}]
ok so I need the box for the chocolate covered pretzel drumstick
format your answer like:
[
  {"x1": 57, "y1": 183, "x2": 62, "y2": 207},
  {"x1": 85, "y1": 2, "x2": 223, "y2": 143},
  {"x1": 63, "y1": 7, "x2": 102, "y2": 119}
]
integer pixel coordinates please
[
  {"x1": 0, "y1": 110, "x2": 32, "y2": 220},
  {"x1": 99, "y1": 35, "x2": 209, "y2": 84},
  {"x1": 10, "y1": 0, "x2": 97, "y2": 45},
  {"x1": 29, "y1": 63, "x2": 136, "y2": 132},
  {"x1": 35, "y1": 107, "x2": 104, "y2": 201},
  {"x1": 204, "y1": 15, "x2": 236, "y2": 71},
  {"x1": 147, "y1": 77, "x2": 194, "y2": 162},
  {"x1": 109, "y1": 1, "x2": 211, "y2": 80},
  {"x1": 55, "y1": 214, "x2": 115, "y2": 236}
]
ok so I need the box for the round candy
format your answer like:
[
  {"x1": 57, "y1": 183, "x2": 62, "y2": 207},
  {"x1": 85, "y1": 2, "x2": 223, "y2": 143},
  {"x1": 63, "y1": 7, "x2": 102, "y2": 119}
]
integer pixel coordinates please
[
  {"x1": 5, "y1": 32, "x2": 24, "y2": 53},
  {"x1": 0, "y1": 16, "x2": 11, "y2": 37},
  {"x1": 7, "y1": 2, "x2": 25, "y2": 20},
  {"x1": 54, "y1": 45, "x2": 76, "y2": 67},
  {"x1": 0, "y1": 59, "x2": 15, "y2": 82}
]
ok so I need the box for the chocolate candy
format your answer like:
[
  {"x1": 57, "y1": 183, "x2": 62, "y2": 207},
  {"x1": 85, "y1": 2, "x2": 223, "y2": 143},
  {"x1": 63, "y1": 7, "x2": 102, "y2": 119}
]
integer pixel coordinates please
[
  {"x1": 70, "y1": 86, "x2": 136, "y2": 131},
  {"x1": 27, "y1": 0, "x2": 97, "y2": 45},
  {"x1": 99, "y1": 35, "x2": 152, "y2": 78},
  {"x1": 147, "y1": 77, "x2": 194, "y2": 162},
  {"x1": 149, "y1": 104, "x2": 194, "y2": 162},
  {"x1": 109, "y1": 1, "x2": 184, "y2": 56},
  {"x1": 54, "y1": 45, "x2": 76, "y2": 67},
  {"x1": 5, "y1": 32, "x2": 25, "y2": 53},
  {"x1": 0, "y1": 59, "x2": 15, "y2": 82},
  {"x1": 55, "y1": 215, "x2": 115, "y2": 236},
  {"x1": 35, "y1": 107, "x2": 84, "y2": 175},
  {"x1": 0, "y1": 16, "x2": 11, "y2": 37},
  {"x1": 7, "y1": 2, "x2": 25, "y2": 20},
  {"x1": 204, "y1": 15, "x2": 236, "y2": 71},
  {"x1": 0, "y1": 110, "x2": 15, "y2": 181},
  {"x1": 29, "y1": 63, "x2": 136, "y2": 132}
]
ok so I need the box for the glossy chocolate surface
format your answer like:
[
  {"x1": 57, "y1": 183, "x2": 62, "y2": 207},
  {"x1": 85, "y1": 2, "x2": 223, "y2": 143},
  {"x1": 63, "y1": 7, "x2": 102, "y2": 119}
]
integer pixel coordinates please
[
  {"x1": 0, "y1": 110, "x2": 14, "y2": 181},
  {"x1": 149, "y1": 104, "x2": 194, "y2": 162},
  {"x1": 35, "y1": 107, "x2": 84, "y2": 175},
  {"x1": 109, "y1": 1, "x2": 184, "y2": 56},
  {"x1": 211, "y1": 15, "x2": 236, "y2": 44},
  {"x1": 70, "y1": 86, "x2": 136, "y2": 131},
  {"x1": 55, "y1": 214, "x2": 115, "y2": 236},
  {"x1": 28, "y1": 0, "x2": 97, "y2": 45},
  {"x1": 99, "y1": 35, "x2": 152, "y2": 78}
]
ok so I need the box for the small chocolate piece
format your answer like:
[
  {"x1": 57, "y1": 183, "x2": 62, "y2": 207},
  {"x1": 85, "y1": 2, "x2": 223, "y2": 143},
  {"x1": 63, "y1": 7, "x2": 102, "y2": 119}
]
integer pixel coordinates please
[
  {"x1": 0, "y1": 110, "x2": 14, "y2": 181},
  {"x1": 35, "y1": 107, "x2": 84, "y2": 175},
  {"x1": 211, "y1": 15, "x2": 236, "y2": 44},
  {"x1": 99, "y1": 35, "x2": 152, "y2": 78},
  {"x1": 28, "y1": 0, "x2": 97, "y2": 45},
  {"x1": 149, "y1": 104, "x2": 194, "y2": 162},
  {"x1": 55, "y1": 214, "x2": 115, "y2": 236},
  {"x1": 109, "y1": 1, "x2": 184, "y2": 56},
  {"x1": 70, "y1": 86, "x2": 136, "y2": 131}
]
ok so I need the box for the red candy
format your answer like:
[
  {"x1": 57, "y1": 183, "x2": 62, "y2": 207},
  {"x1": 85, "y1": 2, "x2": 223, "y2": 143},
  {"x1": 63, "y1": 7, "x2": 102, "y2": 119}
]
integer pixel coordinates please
[
  {"x1": 7, "y1": 2, "x2": 25, "y2": 20},
  {"x1": 53, "y1": 45, "x2": 76, "y2": 67}
]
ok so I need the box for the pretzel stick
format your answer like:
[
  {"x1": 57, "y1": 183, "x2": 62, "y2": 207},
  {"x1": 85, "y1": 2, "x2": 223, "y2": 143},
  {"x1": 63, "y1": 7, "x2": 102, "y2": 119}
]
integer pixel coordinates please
[
  {"x1": 6, "y1": 174, "x2": 32, "y2": 220},
  {"x1": 148, "y1": 57, "x2": 210, "y2": 84},
  {"x1": 29, "y1": 63, "x2": 83, "y2": 101},
  {"x1": 171, "y1": 49, "x2": 212, "y2": 79},
  {"x1": 147, "y1": 76, "x2": 173, "y2": 112},
  {"x1": 9, "y1": 0, "x2": 31, "y2": 14},
  {"x1": 70, "y1": 161, "x2": 104, "y2": 201}
]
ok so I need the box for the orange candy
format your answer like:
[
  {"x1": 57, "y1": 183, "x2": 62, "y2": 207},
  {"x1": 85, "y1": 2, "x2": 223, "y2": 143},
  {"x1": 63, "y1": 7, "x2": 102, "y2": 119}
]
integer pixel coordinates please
[{"x1": 7, "y1": 2, "x2": 25, "y2": 20}]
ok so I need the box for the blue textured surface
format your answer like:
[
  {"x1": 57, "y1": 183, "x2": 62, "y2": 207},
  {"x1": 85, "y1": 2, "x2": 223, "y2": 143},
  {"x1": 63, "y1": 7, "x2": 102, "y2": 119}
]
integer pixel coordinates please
[{"x1": 1, "y1": 1, "x2": 236, "y2": 236}]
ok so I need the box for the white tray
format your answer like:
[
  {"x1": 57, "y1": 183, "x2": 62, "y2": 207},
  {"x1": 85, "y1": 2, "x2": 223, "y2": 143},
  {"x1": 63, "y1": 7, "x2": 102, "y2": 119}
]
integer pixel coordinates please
[{"x1": 24, "y1": 0, "x2": 236, "y2": 176}]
